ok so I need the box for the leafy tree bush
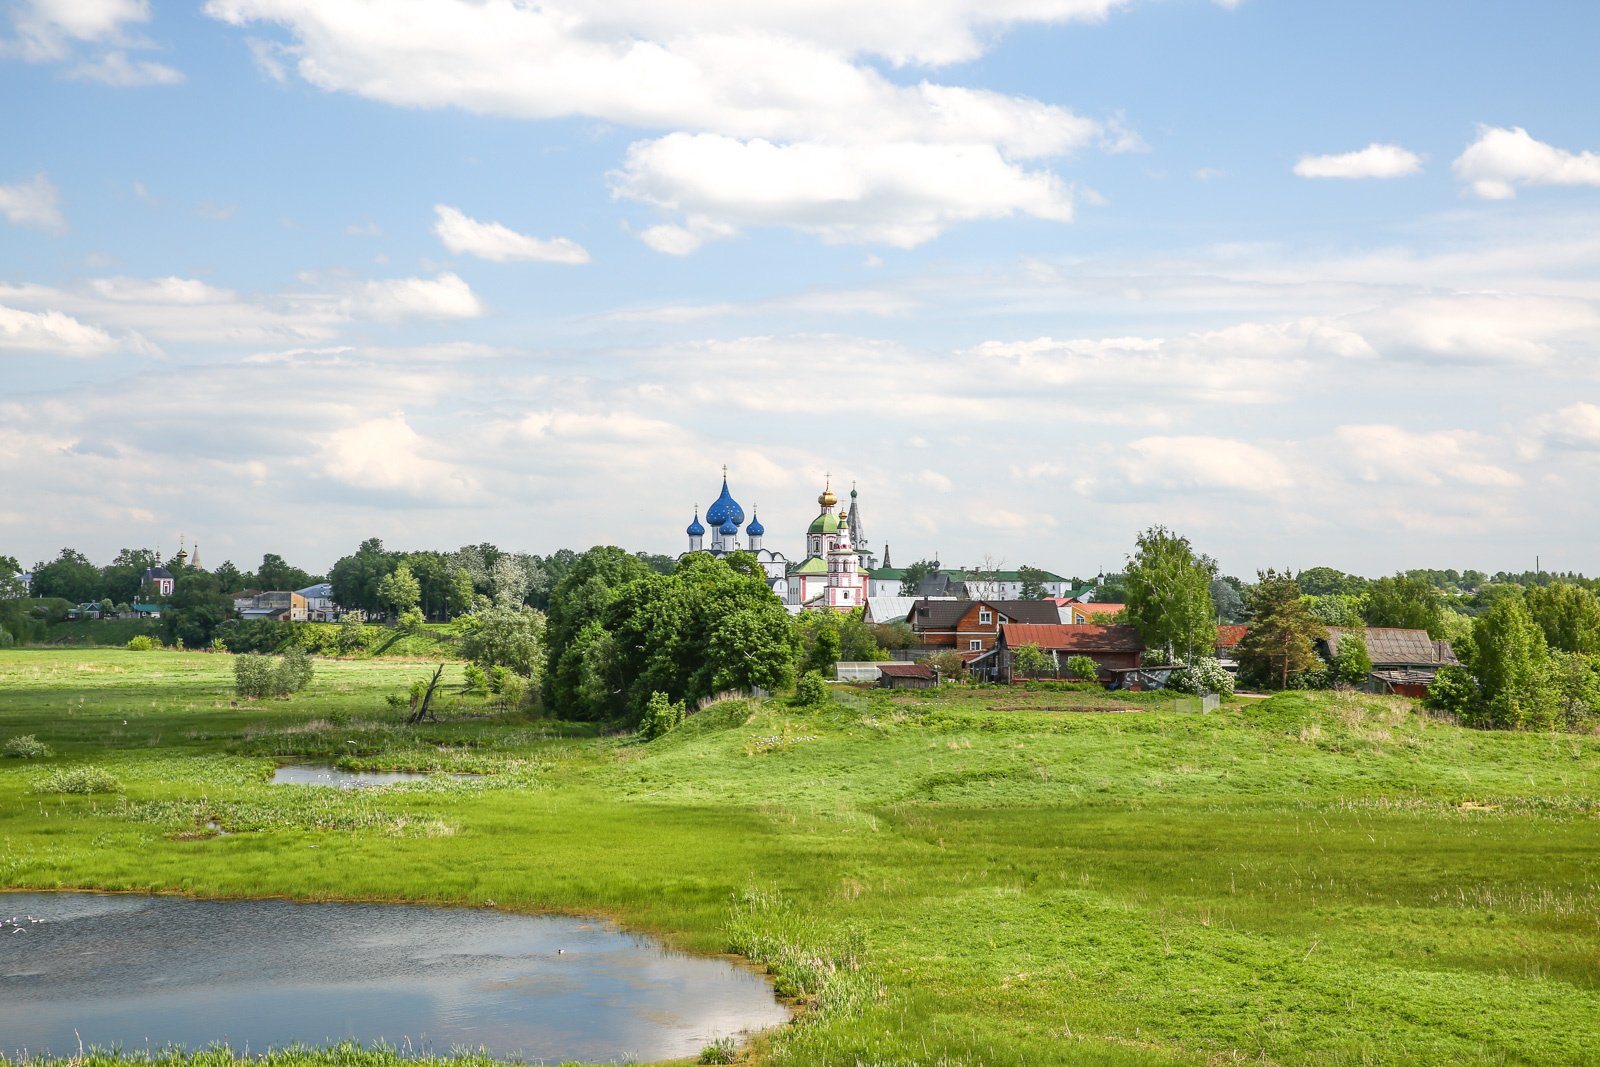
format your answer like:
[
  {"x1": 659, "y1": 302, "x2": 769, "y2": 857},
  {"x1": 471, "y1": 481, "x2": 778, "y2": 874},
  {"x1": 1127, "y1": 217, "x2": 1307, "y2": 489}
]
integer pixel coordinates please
[
  {"x1": 32, "y1": 766, "x2": 121, "y2": 794},
  {"x1": 4, "y1": 734, "x2": 52, "y2": 758},
  {"x1": 793, "y1": 670, "x2": 830, "y2": 706},
  {"x1": 458, "y1": 604, "x2": 546, "y2": 680},
  {"x1": 1548, "y1": 652, "x2": 1600, "y2": 730},
  {"x1": 1236, "y1": 569, "x2": 1326, "y2": 690},
  {"x1": 1469, "y1": 594, "x2": 1552, "y2": 728},
  {"x1": 1329, "y1": 628, "x2": 1373, "y2": 686},
  {"x1": 234, "y1": 649, "x2": 313, "y2": 699},
  {"x1": 1168, "y1": 657, "x2": 1234, "y2": 696},
  {"x1": 1012, "y1": 643, "x2": 1053, "y2": 678},
  {"x1": 461, "y1": 663, "x2": 488, "y2": 694},
  {"x1": 639, "y1": 690, "x2": 686, "y2": 740},
  {"x1": 162, "y1": 572, "x2": 233, "y2": 648},
  {"x1": 234, "y1": 654, "x2": 276, "y2": 700},
  {"x1": 1364, "y1": 574, "x2": 1447, "y2": 638},
  {"x1": 1423, "y1": 665, "x2": 1479, "y2": 720},
  {"x1": 1524, "y1": 582, "x2": 1600, "y2": 654},
  {"x1": 334, "y1": 614, "x2": 369, "y2": 655},
  {"x1": 1305, "y1": 594, "x2": 1365, "y2": 628},
  {"x1": 126, "y1": 635, "x2": 158, "y2": 651},
  {"x1": 925, "y1": 649, "x2": 968, "y2": 681},
  {"x1": 275, "y1": 647, "x2": 314, "y2": 695},
  {"x1": 397, "y1": 607, "x2": 425, "y2": 633},
  {"x1": 1124, "y1": 526, "x2": 1216, "y2": 664},
  {"x1": 1064, "y1": 654, "x2": 1099, "y2": 681}
]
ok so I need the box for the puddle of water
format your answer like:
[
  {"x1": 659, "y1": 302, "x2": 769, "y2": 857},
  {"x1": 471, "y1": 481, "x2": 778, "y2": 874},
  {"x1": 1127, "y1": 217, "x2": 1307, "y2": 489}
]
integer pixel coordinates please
[
  {"x1": 271, "y1": 764, "x2": 433, "y2": 787},
  {"x1": 0, "y1": 893, "x2": 788, "y2": 1063}
]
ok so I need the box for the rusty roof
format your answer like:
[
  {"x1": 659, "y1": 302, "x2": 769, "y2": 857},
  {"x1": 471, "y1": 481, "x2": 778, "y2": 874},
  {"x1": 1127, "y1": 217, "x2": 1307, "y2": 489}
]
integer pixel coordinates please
[
  {"x1": 1326, "y1": 627, "x2": 1459, "y2": 667},
  {"x1": 999, "y1": 623, "x2": 1145, "y2": 653},
  {"x1": 908, "y1": 598, "x2": 1061, "y2": 629}
]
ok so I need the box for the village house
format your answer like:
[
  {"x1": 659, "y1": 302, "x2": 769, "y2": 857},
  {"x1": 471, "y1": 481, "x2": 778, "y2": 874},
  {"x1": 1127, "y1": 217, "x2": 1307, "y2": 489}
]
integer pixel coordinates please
[
  {"x1": 1319, "y1": 627, "x2": 1459, "y2": 697},
  {"x1": 906, "y1": 598, "x2": 1061, "y2": 655},
  {"x1": 236, "y1": 590, "x2": 309, "y2": 622},
  {"x1": 984, "y1": 622, "x2": 1146, "y2": 684}
]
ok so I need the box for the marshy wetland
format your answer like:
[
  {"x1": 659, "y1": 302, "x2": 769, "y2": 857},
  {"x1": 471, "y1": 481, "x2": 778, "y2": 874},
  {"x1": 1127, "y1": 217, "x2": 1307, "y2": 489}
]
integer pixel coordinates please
[{"x1": 1, "y1": 648, "x2": 1598, "y2": 1065}]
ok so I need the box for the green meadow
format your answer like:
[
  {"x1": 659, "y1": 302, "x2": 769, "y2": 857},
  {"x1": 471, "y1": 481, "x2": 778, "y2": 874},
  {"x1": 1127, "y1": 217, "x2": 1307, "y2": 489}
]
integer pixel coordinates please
[{"x1": 2, "y1": 648, "x2": 1598, "y2": 1066}]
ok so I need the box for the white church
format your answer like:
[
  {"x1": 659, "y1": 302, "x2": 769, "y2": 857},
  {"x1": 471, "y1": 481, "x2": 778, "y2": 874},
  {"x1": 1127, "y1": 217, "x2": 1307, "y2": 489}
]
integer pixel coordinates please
[{"x1": 682, "y1": 470, "x2": 878, "y2": 611}]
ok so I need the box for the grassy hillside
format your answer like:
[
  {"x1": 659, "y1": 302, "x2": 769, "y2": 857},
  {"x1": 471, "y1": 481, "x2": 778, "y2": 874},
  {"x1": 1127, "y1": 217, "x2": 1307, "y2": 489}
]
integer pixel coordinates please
[{"x1": 1, "y1": 649, "x2": 1596, "y2": 1066}]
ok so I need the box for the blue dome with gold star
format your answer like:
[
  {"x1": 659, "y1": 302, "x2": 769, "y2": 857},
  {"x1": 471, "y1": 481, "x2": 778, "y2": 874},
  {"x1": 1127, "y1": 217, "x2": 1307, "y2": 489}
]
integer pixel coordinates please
[
  {"x1": 747, "y1": 511, "x2": 764, "y2": 537},
  {"x1": 705, "y1": 475, "x2": 744, "y2": 528},
  {"x1": 686, "y1": 509, "x2": 705, "y2": 537},
  {"x1": 719, "y1": 516, "x2": 738, "y2": 537}
]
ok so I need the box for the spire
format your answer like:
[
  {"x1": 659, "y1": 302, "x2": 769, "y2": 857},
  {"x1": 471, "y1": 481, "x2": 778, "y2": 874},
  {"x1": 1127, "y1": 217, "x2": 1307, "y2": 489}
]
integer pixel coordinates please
[
  {"x1": 190, "y1": 542, "x2": 203, "y2": 571},
  {"x1": 882, "y1": 543, "x2": 893, "y2": 568}
]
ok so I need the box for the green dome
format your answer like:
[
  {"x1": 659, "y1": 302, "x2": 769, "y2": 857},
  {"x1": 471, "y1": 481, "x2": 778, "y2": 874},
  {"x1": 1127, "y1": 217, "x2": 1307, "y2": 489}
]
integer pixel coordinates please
[{"x1": 807, "y1": 511, "x2": 841, "y2": 535}]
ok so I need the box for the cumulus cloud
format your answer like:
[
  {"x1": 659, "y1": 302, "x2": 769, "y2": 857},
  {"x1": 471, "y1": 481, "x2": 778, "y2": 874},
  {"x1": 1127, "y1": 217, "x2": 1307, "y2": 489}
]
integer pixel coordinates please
[
  {"x1": 343, "y1": 273, "x2": 485, "y2": 321},
  {"x1": 1333, "y1": 425, "x2": 1519, "y2": 488},
  {"x1": 613, "y1": 134, "x2": 1076, "y2": 247},
  {"x1": 0, "y1": 173, "x2": 66, "y2": 232},
  {"x1": 1293, "y1": 143, "x2": 1422, "y2": 180},
  {"x1": 317, "y1": 412, "x2": 480, "y2": 500},
  {"x1": 432, "y1": 205, "x2": 589, "y2": 264},
  {"x1": 4, "y1": 0, "x2": 183, "y2": 83},
  {"x1": 1115, "y1": 435, "x2": 1294, "y2": 494},
  {"x1": 1454, "y1": 125, "x2": 1600, "y2": 200},
  {"x1": 204, "y1": 0, "x2": 1131, "y2": 248},
  {"x1": 0, "y1": 305, "x2": 123, "y2": 356},
  {"x1": 1527, "y1": 403, "x2": 1600, "y2": 455}
]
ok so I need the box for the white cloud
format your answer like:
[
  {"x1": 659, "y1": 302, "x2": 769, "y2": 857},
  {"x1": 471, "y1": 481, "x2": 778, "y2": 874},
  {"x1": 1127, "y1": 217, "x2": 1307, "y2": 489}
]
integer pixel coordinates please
[
  {"x1": 317, "y1": 412, "x2": 480, "y2": 500},
  {"x1": 1454, "y1": 125, "x2": 1600, "y2": 200},
  {"x1": 0, "y1": 173, "x2": 66, "y2": 232},
  {"x1": 1352, "y1": 292, "x2": 1599, "y2": 365},
  {"x1": 0, "y1": 305, "x2": 123, "y2": 356},
  {"x1": 89, "y1": 276, "x2": 237, "y2": 304},
  {"x1": 1294, "y1": 143, "x2": 1422, "y2": 180},
  {"x1": 613, "y1": 134, "x2": 1075, "y2": 248},
  {"x1": 205, "y1": 0, "x2": 1129, "y2": 248},
  {"x1": 344, "y1": 273, "x2": 485, "y2": 321},
  {"x1": 1528, "y1": 403, "x2": 1600, "y2": 455},
  {"x1": 432, "y1": 205, "x2": 590, "y2": 264},
  {"x1": 1333, "y1": 425, "x2": 1519, "y2": 488},
  {"x1": 69, "y1": 49, "x2": 183, "y2": 85},
  {"x1": 5, "y1": 0, "x2": 182, "y2": 83},
  {"x1": 1116, "y1": 436, "x2": 1294, "y2": 494}
]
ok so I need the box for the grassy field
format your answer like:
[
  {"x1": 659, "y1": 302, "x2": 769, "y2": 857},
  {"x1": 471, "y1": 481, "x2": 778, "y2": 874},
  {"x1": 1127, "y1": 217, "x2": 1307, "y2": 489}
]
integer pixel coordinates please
[{"x1": 1, "y1": 649, "x2": 1597, "y2": 1066}]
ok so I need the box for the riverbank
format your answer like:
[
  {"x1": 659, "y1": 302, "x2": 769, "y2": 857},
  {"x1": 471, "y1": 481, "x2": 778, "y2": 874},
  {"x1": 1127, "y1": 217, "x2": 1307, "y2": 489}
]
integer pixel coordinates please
[{"x1": 2, "y1": 648, "x2": 1597, "y2": 1065}]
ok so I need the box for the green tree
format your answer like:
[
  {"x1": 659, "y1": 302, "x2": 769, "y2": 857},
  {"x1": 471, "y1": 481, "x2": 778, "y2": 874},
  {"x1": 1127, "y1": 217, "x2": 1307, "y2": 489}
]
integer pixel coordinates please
[
  {"x1": 446, "y1": 567, "x2": 476, "y2": 618},
  {"x1": 1123, "y1": 526, "x2": 1216, "y2": 664},
  {"x1": 897, "y1": 559, "x2": 938, "y2": 597},
  {"x1": 212, "y1": 560, "x2": 247, "y2": 593},
  {"x1": 1547, "y1": 652, "x2": 1600, "y2": 730},
  {"x1": 1296, "y1": 567, "x2": 1368, "y2": 597},
  {"x1": 1329, "y1": 627, "x2": 1373, "y2": 686},
  {"x1": 543, "y1": 546, "x2": 654, "y2": 713},
  {"x1": 257, "y1": 553, "x2": 317, "y2": 591},
  {"x1": 377, "y1": 561, "x2": 422, "y2": 617},
  {"x1": 1017, "y1": 566, "x2": 1051, "y2": 600},
  {"x1": 1236, "y1": 569, "x2": 1327, "y2": 689},
  {"x1": 1364, "y1": 574, "x2": 1448, "y2": 638},
  {"x1": 1523, "y1": 582, "x2": 1600, "y2": 655},
  {"x1": 329, "y1": 538, "x2": 398, "y2": 617},
  {"x1": 1210, "y1": 577, "x2": 1247, "y2": 623},
  {"x1": 1305, "y1": 594, "x2": 1365, "y2": 628},
  {"x1": 1470, "y1": 594, "x2": 1553, "y2": 729},
  {"x1": 1065, "y1": 655, "x2": 1099, "y2": 681},
  {"x1": 162, "y1": 571, "x2": 233, "y2": 648},
  {"x1": 1012, "y1": 642, "x2": 1052, "y2": 678},
  {"x1": 796, "y1": 613, "x2": 843, "y2": 674},
  {"x1": 458, "y1": 603, "x2": 546, "y2": 680},
  {"x1": 31, "y1": 548, "x2": 105, "y2": 605}
]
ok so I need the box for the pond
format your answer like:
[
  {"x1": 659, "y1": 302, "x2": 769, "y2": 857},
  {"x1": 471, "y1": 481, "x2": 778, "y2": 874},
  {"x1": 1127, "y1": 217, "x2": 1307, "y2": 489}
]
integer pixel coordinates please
[
  {"x1": 0, "y1": 893, "x2": 789, "y2": 1063},
  {"x1": 270, "y1": 764, "x2": 435, "y2": 787}
]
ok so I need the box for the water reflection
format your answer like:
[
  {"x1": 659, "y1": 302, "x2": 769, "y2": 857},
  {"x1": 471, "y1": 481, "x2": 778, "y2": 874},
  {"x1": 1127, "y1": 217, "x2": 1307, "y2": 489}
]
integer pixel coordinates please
[
  {"x1": 270, "y1": 765, "x2": 433, "y2": 787},
  {"x1": 0, "y1": 893, "x2": 788, "y2": 1063}
]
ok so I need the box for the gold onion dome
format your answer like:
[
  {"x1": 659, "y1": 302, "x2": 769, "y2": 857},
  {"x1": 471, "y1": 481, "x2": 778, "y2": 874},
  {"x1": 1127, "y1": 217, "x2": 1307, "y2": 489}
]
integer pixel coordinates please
[{"x1": 817, "y1": 483, "x2": 837, "y2": 508}]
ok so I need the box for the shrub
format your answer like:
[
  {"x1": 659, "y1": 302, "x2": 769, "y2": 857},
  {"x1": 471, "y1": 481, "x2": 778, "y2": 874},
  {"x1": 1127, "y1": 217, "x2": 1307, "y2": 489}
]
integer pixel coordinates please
[
  {"x1": 495, "y1": 673, "x2": 529, "y2": 708},
  {"x1": 4, "y1": 734, "x2": 52, "y2": 758},
  {"x1": 235, "y1": 653, "x2": 276, "y2": 700},
  {"x1": 275, "y1": 647, "x2": 314, "y2": 696},
  {"x1": 398, "y1": 607, "x2": 425, "y2": 633},
  {"x1": 334, "y1": 615, "x2": 370, "y2": 655},
  {"x1": 32, "y1": 766, "x2": 121, "y2": 794},
  {"x1": 235, "y1": 649, "x2": 313, "y2": 700},
  {"x1": 0, "y1": 629, "x2": 13, "y2": 648},
  {"x1": 793, "y1": 670, "x2": 830, "y2": 706},
  {"x1": 924, "y1": 649, "x2": 968, "y2": 681},
  {"x1": 462, "y1": 663, "x2": 488, "y2": 694},
  {"x1": 698, "y1": 1037, "x2": 737, "y2": 1065},
  {"x1": 1168, "y1": 656, "x2": 1235, "y2": 696},
  {"x1": 1064, "y1": 655, "x2": 1100, "y2": 681},
  {"x1": 487, "y1": 665, "x2": 512, "y2": 694},
  {"x1": 639, "y1": 690, "x2": 686, "y2": 740},
  {"x1": 126, "y1": 634, "x2": 157, "y2": 651}
]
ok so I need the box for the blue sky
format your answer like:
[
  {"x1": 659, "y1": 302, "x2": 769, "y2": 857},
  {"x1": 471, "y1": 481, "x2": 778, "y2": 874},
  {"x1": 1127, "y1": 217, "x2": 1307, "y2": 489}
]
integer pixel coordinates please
[{"x1": 3, "y1": 0, "x2": 1599, "y2": 580}]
